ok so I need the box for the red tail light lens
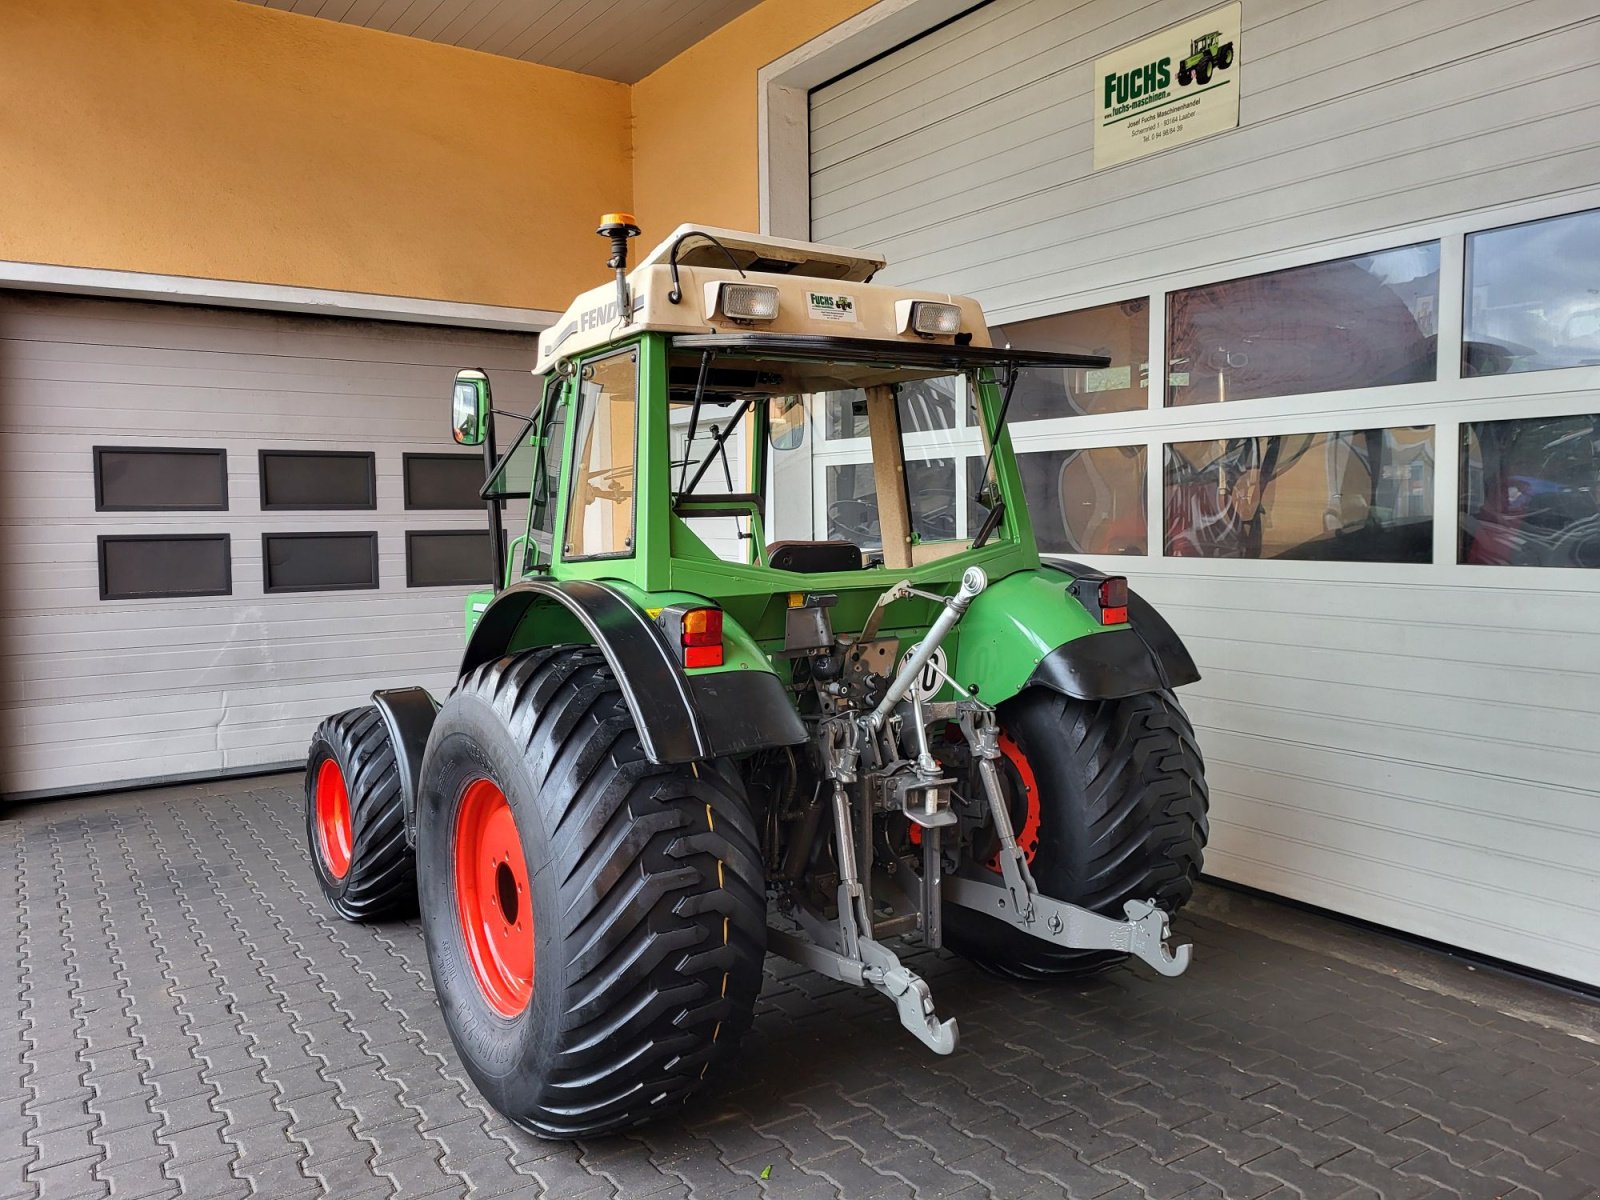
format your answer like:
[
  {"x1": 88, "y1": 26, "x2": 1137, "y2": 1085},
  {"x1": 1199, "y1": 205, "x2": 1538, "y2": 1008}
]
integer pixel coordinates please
[
  {"x1": 681, "y1": 607, "x2": 724, "y2": 668},
  {"x1": 1098, "y1": 577, "x2": 1128, "y2": 625}
]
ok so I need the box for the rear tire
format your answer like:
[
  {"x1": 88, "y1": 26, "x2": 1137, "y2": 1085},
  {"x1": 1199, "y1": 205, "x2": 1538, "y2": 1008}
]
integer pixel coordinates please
[
  {"x1": 416, "y1": 647, "x2": 766, "y2": 1138},
  {"x1": 305, "y1": 707, "x2": 418, "y2": 922},
  {"x1": 945, "y1": 687, "x2": 1208, "y2": 979}
]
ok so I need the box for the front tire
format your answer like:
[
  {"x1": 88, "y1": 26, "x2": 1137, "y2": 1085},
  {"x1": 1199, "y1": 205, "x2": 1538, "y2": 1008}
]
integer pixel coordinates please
[
  {"x1": 305, "y1": 706, "x2": 418, "y2": 921},
  {"x1": 945, "y1": 687, "x2": 1208, "y2": 979},
  {"x1": 416, "y1": 648, "x2": 766, "y2": 1138}
]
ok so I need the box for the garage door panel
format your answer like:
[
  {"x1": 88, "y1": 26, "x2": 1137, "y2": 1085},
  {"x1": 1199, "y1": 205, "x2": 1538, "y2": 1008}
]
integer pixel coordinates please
[{"x1": 0, "y1": 291, "x2": 537, "y2": 797}]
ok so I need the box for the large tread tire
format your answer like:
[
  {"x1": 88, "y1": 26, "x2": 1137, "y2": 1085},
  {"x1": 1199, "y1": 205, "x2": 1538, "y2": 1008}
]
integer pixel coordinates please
[
  {"x1": 416, "y1": 647, "x2": 766, "y2": 1138},
  {"x1": 945, "y1": 687, "x2": 1208, "y2": 980},
  {"x1": 304, "y1": 706, "x2": 419, "y2": 922}
]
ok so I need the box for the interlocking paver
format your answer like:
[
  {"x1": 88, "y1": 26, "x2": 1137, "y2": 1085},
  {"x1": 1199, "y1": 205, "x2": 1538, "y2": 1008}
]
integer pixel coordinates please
[{"x1": 4, "y1": 772, "x2": 1598, "y2": 1200}]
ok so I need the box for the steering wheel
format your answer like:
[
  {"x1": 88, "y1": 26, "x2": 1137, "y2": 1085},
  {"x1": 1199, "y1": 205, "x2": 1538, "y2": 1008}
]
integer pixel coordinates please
[
  {"x1": 828, "y1": 498, "x2": 879, "y2": 544},
  {"x1": 582, "y1": 463, "x2": 634, "y2": 501}
]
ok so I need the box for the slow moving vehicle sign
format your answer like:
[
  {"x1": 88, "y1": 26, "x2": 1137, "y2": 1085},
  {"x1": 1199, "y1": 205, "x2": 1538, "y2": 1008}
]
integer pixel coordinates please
[{"x1": 1093, "y1": 2, "x2": 1241, "y2": 170}]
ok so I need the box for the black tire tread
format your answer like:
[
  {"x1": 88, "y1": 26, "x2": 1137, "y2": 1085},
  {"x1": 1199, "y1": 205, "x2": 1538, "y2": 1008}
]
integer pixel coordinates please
[
  {"x1": 947, "y1": 686, "x2": 1207, "y2": 980},
  {"x1": 305, "y1": 706, "x2": 418, "y2": 922},
  {"x1": 435, "y1": 648, "x2": 764, "y2": 1137}
]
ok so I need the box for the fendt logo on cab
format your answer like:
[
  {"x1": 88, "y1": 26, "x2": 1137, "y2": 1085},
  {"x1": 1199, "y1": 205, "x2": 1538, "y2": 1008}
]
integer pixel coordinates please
[{"x1": 1103, "y1": 56, "x2": 1171, "y2": 110}]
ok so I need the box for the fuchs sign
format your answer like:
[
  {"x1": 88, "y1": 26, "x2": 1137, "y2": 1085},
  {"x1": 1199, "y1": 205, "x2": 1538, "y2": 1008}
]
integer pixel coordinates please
[{"x1": 1093, "y1": 2, "x2": 1241, "y2": 170}]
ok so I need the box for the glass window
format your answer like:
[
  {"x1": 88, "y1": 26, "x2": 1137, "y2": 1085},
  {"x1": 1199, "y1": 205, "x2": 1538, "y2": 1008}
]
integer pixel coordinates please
[
  {"x1": 1165, "y1": 427, "x2": 1434, "y2": 561},
  {"x1": 1019, "y1": 445, "x2": 1147, "y2": 556},
  {"x1": 1460, "y1": 414, "x2": 1600, "y2": 567},
  {"x1": 258, "y1": 450, "x2": 376, "y2": 510},
  {"x1": 1464, "y1": 208, "x2": 1600, "y2": 376},
  {"x1": 564, "y1": 350, "x2": 638, "y2": 560},
  {"x1": 990, "y1": 298, "x2": 1150, "y2": 419},
  {"x1": 1167, "y1": 244, "x2": 1439, "y2": 406},
  {"x1": 94, "y1": 447, "x2": 228, "y2": 512}
]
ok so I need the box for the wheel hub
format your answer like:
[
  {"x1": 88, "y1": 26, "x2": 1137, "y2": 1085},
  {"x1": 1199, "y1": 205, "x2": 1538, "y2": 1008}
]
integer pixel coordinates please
[
  {"x1": 314, "y1": 759, "x2": 353, "y2": 880},
  {"x1": 455, "y1": 779, "x2": 534, "y2": 1017}
]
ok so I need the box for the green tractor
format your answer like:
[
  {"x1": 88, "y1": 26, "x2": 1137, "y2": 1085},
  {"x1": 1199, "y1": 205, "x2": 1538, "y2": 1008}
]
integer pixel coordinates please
[
  {"x1": 303, "y1": 215, "x2": 1209, "y2": 1137},
  {"x1": 1178, "y1": 30, "x2": 1235, "y2": 86}
]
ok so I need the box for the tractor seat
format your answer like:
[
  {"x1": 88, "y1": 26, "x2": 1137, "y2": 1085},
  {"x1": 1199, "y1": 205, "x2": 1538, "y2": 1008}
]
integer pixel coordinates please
[{"x1": 766, "y1": 540, "x2": 863, "y2": 574}]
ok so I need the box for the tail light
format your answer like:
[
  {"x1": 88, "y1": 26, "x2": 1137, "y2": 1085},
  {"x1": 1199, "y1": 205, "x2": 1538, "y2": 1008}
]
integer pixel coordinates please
[
  {"x1": 679, "y1": 606, "x2": 724, "y2": 668},
  {"x1": 1098, "y1": 577, "x2": 1128, "y2": 625}
]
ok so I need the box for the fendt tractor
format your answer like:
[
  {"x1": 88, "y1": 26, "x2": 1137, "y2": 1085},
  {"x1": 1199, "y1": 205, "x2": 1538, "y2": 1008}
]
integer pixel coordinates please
[{"x1": 303, "y1": 217, "x2": 1209, "y2": 1137}]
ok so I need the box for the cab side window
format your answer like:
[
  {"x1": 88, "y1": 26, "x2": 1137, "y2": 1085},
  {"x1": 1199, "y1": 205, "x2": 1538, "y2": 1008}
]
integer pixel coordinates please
[{"x1": 564, "y1": 350, "x2": 638, "y2": 559}]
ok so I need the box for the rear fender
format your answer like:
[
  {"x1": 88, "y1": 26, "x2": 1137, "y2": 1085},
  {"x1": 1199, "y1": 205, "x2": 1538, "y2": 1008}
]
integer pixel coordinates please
[
  {"x1": 951, "y1": 566, "x2": 1199, "y2": 706},
  {"x1": 460, "y1": 578, "x2": 806, "y2": 764},
  {"x1": 370, "y1": 686, "x2": 438, "y2": 850}
]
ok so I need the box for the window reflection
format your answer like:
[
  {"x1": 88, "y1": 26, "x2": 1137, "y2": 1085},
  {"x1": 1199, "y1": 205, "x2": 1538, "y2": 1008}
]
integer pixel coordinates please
[
  {"x1": 1464, "y1": 208, "x2": 1600, "y2": 376},
  {"x1": 1167, "y1": 244, "x2": 1439, "y2": 405},
  {"x1": 1460, "y1": 414, "x2": 1600, "y2": 567},
  {"x1": 1018, "y1": 446, "x2": 1147, "y2": 555},
  {"x1": 989, "y1": 299, "x2": 1149, "y2": 419},
  {"x1": 1165, "y1": 427, "x2": 1434, "y2": 561}
]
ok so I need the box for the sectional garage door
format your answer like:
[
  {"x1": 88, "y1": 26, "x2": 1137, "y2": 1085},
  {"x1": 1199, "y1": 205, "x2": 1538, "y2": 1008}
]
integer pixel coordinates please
[
  {"x1": 807, "y1": 0, "x2": 1600, "y2": 986},
  {"x1": 0, "y1": 292, "x2": 539, "y2": 799}
]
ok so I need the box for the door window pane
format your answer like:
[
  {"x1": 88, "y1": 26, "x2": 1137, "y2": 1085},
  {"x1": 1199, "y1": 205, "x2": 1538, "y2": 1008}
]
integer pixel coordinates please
[
  {"x1": 99, "y1": 534, "x2": 231, "y2": 600},
  {"x1": 564, "y1": 350, "x2": 638, "y2": 559},
  {"x1": 259, "y1": 450, "x2": 376, "y2": 510},
  {"x1": 1165, "y1": 427, "x2": 1434, "y2": 561},
  {"x1": 94, "y1": 447, "x2": 228, "y2": 511},
  {"x1": 406, "y1": 530, "x2": 495, "y2": 586},
  {"x1": 262, "y1": 532, "x2": 379, "y2": 592},
  {"x1": 403, "y1": 453, "x2": 483, "y2": 509},
  {"x1": 1464, "y1": 208, "x2": 1600, "y2": 376},
  {"x1": 1167, "y1": 244, "x2": 1439, "y2": 406},
  {"x1": 1019, "y1": 445, "x2": 1147, "y2": 556},
  {"x1": 990, "y1": 298, "x2": 1150, "y2": 419},
  {"x1": 1460, "y1": 414, "x2": 1600, "y2": 567}
]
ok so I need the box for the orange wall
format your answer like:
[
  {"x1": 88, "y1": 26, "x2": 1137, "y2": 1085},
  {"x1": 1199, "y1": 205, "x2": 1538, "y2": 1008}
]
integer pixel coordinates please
[
  {"x1": 0, "y1": 0, "x2": 631, "y2": 312},
  {"x1": 630, "y1": 0, "x2": 880, "y2": 240}
]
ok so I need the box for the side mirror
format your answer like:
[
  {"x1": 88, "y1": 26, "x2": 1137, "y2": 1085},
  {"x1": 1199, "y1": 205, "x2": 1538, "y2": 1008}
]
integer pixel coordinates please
[
  {"x1": 769, "y1": 396, "x2": 806, "y2": 451},
  {"x1": 452, "y1": 369, "x2": 490, "y2": 446}
]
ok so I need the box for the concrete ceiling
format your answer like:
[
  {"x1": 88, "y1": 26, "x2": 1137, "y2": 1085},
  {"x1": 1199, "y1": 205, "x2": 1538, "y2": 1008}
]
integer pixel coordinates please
[{"x1": 245, "y1": 0, "x2": 761, "y2": 83}]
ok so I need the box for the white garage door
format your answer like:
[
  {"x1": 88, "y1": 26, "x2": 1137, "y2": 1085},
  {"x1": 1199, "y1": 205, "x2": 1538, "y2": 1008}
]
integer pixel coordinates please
[
  {"x1": 808, "y1": 0, "x2": 1600, "y2": 985},
  {"x1": 0, "y1": 292, "x2": 539, "y2": 799}
]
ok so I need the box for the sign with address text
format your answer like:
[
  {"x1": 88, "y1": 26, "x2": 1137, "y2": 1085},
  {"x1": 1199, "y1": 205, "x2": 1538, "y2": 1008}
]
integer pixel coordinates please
[{"x1": 1093, "y1": 3, "x2": 1241, "y2": 170}]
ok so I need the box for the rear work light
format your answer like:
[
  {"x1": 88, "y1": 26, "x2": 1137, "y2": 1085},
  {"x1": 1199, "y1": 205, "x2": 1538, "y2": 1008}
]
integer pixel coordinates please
[
  {"x1": 656, "y1": 604, "x2": 725, "y2": 668},
  {"x1": 709, "y1": 282, "x2": 780, "y2": 322},
  {"x1": 1097, "y1": 577, "x2": 1129, "y2": 625}
]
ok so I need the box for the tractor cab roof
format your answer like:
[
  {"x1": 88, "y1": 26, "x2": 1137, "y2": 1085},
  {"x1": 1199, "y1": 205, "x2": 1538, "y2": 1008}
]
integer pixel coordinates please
[{"x1": 534, "y1": 225, "x2": 993, "y2": 377}]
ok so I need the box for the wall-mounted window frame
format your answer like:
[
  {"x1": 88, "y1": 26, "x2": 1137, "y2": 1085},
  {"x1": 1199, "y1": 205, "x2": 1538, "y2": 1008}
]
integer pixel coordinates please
[
  {"x1": 258, "y1": 448, "x2": 377, "y2": 511},
  {"x1": 402, "y1": 452, "x2": 488, "y2": 510},
  {"x1": 98, "y1": 533, "x2": 232, "y2": 601},
  {"x1": 94, "y1": 446, "x2": 228, "y2": 512},
  {"x1": 952, "y1": 186, "x2": 1600, "y2": 579},
  {"x1": 405, "y1": 529, "x2": 496, "y2": 588},
  {"x1": 261, "y1": 531, "x2": 379, "y2": 594}
]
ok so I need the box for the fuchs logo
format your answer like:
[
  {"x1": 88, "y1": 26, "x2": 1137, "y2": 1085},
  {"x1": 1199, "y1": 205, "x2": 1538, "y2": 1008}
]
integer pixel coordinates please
[
  {"x1": 807, "y1": 292, "x2": 857, "y2": 322},
  {"x1": 1103, "y1": 56, "x2": 1171, "y2": 109}
]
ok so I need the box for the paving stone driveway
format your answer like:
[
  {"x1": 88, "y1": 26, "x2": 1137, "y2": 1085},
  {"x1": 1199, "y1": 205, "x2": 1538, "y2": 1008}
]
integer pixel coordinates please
[{"x1": 5, "y1": 772, "x2": 1598, "y2": 1200}]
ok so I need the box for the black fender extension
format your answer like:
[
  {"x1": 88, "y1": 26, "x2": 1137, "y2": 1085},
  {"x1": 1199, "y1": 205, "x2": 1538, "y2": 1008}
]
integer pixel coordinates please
[
  {"x1": 1031, "y1": 560, "x2": 1201, "y2": 700},
  {"x1": 459, "y1": 578, "x2": 807, "y2": 766}
]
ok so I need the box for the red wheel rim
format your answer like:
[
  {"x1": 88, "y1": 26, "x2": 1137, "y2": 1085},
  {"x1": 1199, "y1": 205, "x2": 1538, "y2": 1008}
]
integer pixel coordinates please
[
  {"x1": 454, "y1": 779, "x2": 534, "y2": 1017},
  {"x1": 987, "y1": 732, "x2": 1041, "y2": 873},
  {"x1": 314, "y1": 759, "x2": 353, "y2": 879}
]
